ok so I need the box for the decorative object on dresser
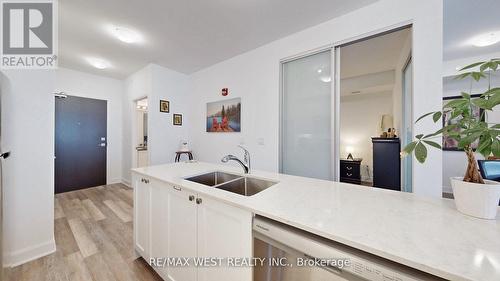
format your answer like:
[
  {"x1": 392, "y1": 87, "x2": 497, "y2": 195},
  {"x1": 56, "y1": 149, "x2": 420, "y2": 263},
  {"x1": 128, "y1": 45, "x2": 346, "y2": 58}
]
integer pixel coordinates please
[
  {"x1": 372, "y1": 138, "x2": 401, "y2": 191},
  {"x1": 340, "y1": 159, "x2": 362, "y2": 184}
]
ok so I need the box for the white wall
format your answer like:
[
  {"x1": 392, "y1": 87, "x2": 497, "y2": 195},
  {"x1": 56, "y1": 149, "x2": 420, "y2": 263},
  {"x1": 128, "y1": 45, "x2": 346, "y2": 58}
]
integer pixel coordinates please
[
  {"x1": 188, "y1": 0, "x2": 443, "y2": 197},
  {"x1": 148, "y1": 64, "x2": 190, "y2": 165},
  {"x1": 55, "y1": 68, "x2": 124, "y2": 184},
  {"x1": 122, "y1": 64, "x2": 190, "y2": 185},
  {"x1": 122, "y1": 65, "x2": 152, "y2": 185},
  {"x1": 1, "y1": 70, "x2": 56, "y2": 266},
  {"x1": 340, "y1": 92, "x2": 393, "y2": 181},
  {"x1": 442, "y1": 70, "x2": 500, "y2": 193}
]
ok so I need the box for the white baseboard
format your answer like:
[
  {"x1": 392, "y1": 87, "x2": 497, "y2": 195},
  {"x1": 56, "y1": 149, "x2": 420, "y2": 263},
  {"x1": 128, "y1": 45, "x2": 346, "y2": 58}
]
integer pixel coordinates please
[
  {"x1": 122, "y1": 178, "x2": 132, "y2": 188},
  {"x1": 4, "y1": 239, "x2": 56, "y2": 267},
  {"x1": 108, "y1": 178, "x2": 123, "y2": 185}
]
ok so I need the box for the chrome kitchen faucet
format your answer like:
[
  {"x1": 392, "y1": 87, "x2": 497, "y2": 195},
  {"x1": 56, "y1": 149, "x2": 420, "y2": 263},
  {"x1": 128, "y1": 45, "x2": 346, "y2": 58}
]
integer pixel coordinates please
[{"x1": 221, "y1": 145, "x2": 251, "y2": 174}]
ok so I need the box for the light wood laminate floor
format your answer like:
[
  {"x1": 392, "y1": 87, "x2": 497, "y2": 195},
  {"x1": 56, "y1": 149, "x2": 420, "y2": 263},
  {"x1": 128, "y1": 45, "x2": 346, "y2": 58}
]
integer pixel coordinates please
[{"x1": 5, "y1": 184, "x2": 162, "y2": 281}]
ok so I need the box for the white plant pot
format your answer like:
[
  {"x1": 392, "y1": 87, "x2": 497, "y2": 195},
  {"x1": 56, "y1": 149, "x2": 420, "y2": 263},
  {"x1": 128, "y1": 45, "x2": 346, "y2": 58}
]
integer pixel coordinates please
[{"x1": 450, "y1": 177, "x2": 500, "y2": 220}]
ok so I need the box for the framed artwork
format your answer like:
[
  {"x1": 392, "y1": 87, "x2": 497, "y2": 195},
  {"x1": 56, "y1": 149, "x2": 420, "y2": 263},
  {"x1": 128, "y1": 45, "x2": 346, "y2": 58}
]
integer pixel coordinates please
[
  {"x1": 206, "y1": 97, "x2": 241, "y2": 132},
  {"x1": 442, "y1": 94, "x2": 484, "y2": 151},
  {"x1": 160, "y1": 100, "x2": 170, "y2": 113},
  {"x1": 173, "y1": 114, "x2": 182, "y2": 126}
]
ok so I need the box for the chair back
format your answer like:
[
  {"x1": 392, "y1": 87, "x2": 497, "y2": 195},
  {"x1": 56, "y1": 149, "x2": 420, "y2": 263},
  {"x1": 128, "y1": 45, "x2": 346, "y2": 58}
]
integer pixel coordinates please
[{"x1": 477, "y1": 160, "x2": 500, "y2": 182}]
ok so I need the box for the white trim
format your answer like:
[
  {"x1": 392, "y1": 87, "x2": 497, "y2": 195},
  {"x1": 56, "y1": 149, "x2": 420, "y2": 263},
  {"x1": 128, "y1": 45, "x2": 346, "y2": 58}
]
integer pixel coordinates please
[
  {"x1": 122, "y1": 178, "x2": 132, "y2": 188},
  {"x1": 108, "y1": 178, "x2": 123, "y2": 185},
  {"x1": 334, "y1": 21, "x2": 412, "y2": 47},
  {"x1": 3, "y1": 240, "x2": 56, "y2": 267},
  {"x1": 333, "y1": 47, "x2": 341, "y2": 181}
]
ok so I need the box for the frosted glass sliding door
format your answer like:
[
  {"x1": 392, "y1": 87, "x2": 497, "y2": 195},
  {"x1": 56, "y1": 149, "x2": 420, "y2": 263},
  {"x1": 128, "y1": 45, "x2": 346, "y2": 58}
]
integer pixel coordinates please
[{"x1": 281, "y1": 50, "x2": 333, "y2": 180}]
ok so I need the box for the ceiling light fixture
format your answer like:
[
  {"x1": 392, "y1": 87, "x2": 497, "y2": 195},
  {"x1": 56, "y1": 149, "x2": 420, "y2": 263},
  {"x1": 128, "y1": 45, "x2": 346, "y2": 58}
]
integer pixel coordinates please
[
  {"x1": 86, "y1": 57, "x2": 111, "y2": 69},
  {"x1": 108, "y1": 26, "x2": 142, "y2": 44},
  {"x1": 469, "y1": 31, "x2": 500, "y2": 47}
]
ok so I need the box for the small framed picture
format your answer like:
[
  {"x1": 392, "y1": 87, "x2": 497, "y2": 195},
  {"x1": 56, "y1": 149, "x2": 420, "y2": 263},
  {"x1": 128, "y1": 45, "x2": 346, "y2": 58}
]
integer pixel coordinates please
[
  {"x1": 173, "y1": 114, "x2": 182, "y2": 126},
  {"x1": 160, "y1": 100, "x2": 170, "y2": 113}
]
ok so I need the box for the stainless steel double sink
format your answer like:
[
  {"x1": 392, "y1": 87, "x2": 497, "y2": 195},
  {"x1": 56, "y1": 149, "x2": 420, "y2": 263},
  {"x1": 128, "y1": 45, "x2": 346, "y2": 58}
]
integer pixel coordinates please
[{"x1": 184, "y1": 171, "x2": 277, "y2": 196}]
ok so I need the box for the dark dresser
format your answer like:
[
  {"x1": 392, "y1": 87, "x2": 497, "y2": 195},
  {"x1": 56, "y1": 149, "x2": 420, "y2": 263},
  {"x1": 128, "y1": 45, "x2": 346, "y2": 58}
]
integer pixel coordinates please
[
  {"x1": 372, "y1": 138, "x2": 401, "y2": 191},
  {"x1": 340, "y1": 159, "x2": 362, "y2": 184}
]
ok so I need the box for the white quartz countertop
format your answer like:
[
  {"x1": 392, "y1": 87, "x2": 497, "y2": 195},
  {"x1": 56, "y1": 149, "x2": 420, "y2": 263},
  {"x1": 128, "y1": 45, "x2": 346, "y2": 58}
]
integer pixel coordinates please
[{"x1": 132, "y1": 162, "x2": 500, "y2": 281}]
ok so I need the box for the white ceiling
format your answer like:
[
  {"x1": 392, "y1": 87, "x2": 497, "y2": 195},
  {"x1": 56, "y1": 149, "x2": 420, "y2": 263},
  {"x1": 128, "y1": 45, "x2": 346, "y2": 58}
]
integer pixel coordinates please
[
  {"x1": 444, "y1": 0, "x2": 500, "y2": 61},
  {"x1": 340, "y1": 28, "x2": 410, "y2": 79},
  {"x1": 59, "y1": 0, "x2": 377, "y2": 79}
]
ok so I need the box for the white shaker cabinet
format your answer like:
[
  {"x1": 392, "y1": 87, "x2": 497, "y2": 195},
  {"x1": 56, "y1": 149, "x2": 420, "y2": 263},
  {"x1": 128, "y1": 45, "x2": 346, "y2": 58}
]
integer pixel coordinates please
[
  {"x1": 133, "y1": 173, "x2": 253, "y2": 281},
  {"x1": 133, "y1": 174, "x2": 152, "y2": 260},
  {"x1": 166, "y1": 185, "x2": 198, "y2": 281},
  {"x1": 197, "y1": 196, "x2": 253, "y2": 281},
  {"x1": 150, "y1": 181, "x2": 171, "y2": 279}
]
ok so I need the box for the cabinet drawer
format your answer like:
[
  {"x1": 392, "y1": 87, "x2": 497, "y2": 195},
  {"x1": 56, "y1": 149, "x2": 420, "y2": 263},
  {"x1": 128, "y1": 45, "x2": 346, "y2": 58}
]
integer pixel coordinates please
[{"x1": 340, "y1": 164, "x2": 360, "y2": 179}]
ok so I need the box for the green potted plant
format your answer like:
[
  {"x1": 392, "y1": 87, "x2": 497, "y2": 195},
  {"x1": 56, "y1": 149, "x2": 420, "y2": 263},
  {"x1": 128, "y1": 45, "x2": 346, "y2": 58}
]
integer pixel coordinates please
[{"x1": 403, "y1": 59, "x2": 500, "y2": 219}]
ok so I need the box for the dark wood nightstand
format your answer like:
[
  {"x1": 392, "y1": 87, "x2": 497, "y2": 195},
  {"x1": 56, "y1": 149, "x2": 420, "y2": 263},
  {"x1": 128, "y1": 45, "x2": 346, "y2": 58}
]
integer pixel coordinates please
[{"x1": 340, "y1": 159, "x2": 362, "y2": 184}]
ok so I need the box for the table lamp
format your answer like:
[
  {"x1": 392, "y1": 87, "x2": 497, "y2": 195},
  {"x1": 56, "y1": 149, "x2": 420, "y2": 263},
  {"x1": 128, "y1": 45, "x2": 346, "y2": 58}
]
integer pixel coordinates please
[{"x1": 346, "y1": 146, "x2": 354, "y2": 160}]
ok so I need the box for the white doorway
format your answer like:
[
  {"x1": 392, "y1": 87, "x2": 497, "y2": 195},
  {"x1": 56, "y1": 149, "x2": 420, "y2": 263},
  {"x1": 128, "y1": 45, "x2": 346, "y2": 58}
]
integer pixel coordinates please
[{"x1": 135, "y1": 97, "x2": 149, "y2": 168}]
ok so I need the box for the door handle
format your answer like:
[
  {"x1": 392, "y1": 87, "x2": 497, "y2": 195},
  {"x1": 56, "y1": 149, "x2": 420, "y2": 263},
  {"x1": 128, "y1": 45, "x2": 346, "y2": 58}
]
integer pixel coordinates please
[{"x1": 0, "y1": 151, "x2": 10, "y2": 159}]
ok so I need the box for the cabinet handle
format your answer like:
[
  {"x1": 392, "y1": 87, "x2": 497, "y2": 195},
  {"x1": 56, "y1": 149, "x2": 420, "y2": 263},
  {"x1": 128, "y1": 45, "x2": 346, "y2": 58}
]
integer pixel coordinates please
[
  {"x1": 346, "y1": 166, "x2": 352, "y2": 170},
  {"x1": 173, "y1": 186, "x2": 182, "y2": 191},
  {"x1": 347, "y1": 173, "x2": 352, "y2": 177},
  {"x1": 141, "y1": 178, "x2": 144, "y2": 183},
  {"x1": 189, "y1": 195, "x2": 195, "y2": 201},
  {"x1": 196, "y1": 198, "x2": 202, "y2": 204},
  {"x1": 145, "y1": 179, "x2": 150, "y2": 184}
]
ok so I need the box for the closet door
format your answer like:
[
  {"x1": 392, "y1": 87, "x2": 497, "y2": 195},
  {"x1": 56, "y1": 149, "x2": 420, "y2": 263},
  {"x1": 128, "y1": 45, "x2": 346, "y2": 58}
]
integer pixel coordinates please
[{"x1": 281, "y1": 50, "x2": 333, "y2": 180}]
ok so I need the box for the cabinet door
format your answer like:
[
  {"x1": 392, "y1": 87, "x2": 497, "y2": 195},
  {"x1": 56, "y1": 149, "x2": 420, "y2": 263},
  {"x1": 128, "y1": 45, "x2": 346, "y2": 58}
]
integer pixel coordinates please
[
  {"x1": 167, "y1": 185, "x2": 197, "y2": 281},
  {"x1": 197, "y1": 196, "x2": 253, "y2": 281},
  {"x1": 150, "y1": 180, "x2": 170, "y2": 279},
  {"x1": 133, "y1": 174, "x2": 151, "y2": 260}
]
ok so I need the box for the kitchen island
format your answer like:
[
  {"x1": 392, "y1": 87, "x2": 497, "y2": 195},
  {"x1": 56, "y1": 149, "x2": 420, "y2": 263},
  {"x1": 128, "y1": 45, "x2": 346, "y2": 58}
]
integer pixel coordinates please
[{"x1": 132, "y1": 162, "x2": 500, "y2": 281}]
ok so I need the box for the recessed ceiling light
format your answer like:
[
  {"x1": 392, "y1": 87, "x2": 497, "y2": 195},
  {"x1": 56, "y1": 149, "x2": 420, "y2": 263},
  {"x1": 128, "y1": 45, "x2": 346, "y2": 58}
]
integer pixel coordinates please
[
  {"x1": 469, "y1": 31, "x2": 500, "y2": 47},
  {"x1": 86, "y1": 57, "x2": 111, "y2": 69},
  {"x1": 107, "y1": 25, "x2": 142, "y2": 44}
]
